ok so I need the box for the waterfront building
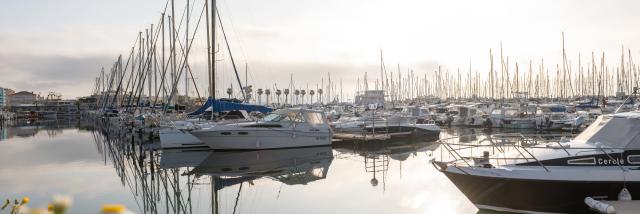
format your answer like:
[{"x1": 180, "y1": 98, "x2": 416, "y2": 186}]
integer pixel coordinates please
[
  {"x1": 0, "y1": 87, "x2": 5, "y2": 108},
  {"x1": 9, "y1": 91, "x2": 37, "y2": 106},
  {"x1": 3, "y1": 88, "x2": 15, "y2": 107}
]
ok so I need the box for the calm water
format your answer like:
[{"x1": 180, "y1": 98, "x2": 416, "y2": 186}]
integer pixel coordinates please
[{"x1": 0, "y1": 119, "x2": 549, "y2": 214}]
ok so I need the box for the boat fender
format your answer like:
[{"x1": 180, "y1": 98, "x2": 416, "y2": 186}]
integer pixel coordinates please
[
  {"x1": 618, "y1": 187, "x2": 632, "y2": 201},
  {"x1": 584, "y1": 197, "x2": 615, "y2": 214}
]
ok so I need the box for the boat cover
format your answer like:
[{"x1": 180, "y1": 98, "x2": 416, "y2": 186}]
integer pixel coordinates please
[
  {"x1": 187, "y1": 97, "x2": 273, "y2": 116},
  {"x1": 575, "y1": 112, "x2": 640, "y2": 149},
  {"x1": 540, "y1": 104, "x2": 567, "y2": 112},
  {"x1": 576, "y1": 98, "x2": 599, "y2": 108}
]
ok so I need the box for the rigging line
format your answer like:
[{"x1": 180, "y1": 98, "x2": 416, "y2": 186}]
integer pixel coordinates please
[
  {"x1": 217, "y1": 6, "x2": 246, "y2": 101},
  {"x1": 181, "y1": 3, "x2": 208, "y2": 101},
  {"x1": 119, "y1": 35, "x2": 142, "y2": 106},
  {"x1": 221, "y1": 0, "x2": 250, "y2": 63},
  {"x1": 110, "y1": 48, "x2": 135, "y2": 108},
  {"x1": 125, "y1": 7, "x2": 168, "y2": 109},
  {"x1": 165, "y1": 3, "x2": 207, "y2": 106},
  {"x1": 232, "y1": 182, "x2": 243, "y2": 214}
]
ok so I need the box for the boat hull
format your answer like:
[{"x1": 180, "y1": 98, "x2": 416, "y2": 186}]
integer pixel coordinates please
[
  {"x1": 191, "y1": 129, "x2": 332, "y2": 150},
  {"x1": 442, "y1": 169, "x2": 640, "y2": 213}
]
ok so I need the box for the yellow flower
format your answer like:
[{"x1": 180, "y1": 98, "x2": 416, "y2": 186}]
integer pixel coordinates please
[
  {"x1": 101, "y1": 204, "x2": 125, "y2": 214},
  {"x1": 23, "y1": 207, "x2": 49, "y2": 214},
  {"x1": 51, "y1": 195, "x2": 72, "y2": 214},
  {"x1": 21, "y1": 197, "x2": 30, "y2": 205},
  {"x1": 47, "y1": 204, "x2": 53, "y2": 211}
]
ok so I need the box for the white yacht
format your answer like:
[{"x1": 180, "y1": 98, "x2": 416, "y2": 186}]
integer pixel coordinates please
[
  {"x1": 190, "y1": 108, "x2": 332, "y2": 150},
  {"x1": 432, "y1": 111, "x2": 640, "y2": 213}
]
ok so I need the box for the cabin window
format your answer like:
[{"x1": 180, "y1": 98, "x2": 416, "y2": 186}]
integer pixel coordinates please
[
  {"x1": 287, "y1": 112, "x2": 305, "y2": 123},
  {"x1": 306, "y1": 112, "x2": 324, "y2": 125},
  {"x1": 627, "y1": 155, "x2": 640, "y2": 164},
  {"x1": 567, "y1": 157, "x2": 596, "y2": 165}
]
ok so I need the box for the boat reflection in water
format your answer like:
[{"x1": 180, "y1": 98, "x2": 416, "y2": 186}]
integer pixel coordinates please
[
  {"x1": 158, "y1": 145, "x2": 333, "y2": 213},
  {"x1": 1, "y1": 119, "x2": 480, "y2": 213},
  {"x1": 187, "y1": 146, "x2": 333, "y2": 182},
  {"x1": 334, "y1": 138, "x2": 440, "y2": 188}
]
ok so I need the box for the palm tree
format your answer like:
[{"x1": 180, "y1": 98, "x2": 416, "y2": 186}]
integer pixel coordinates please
[
  {"x1": 226, "y1": 88, "x2": 233, "y2": 99},
  {"x1": 284, "y1": 89, "x2": 290, "y2": 106},
  {"x1": 276, "y1": 89, "x2": 282, "y2": 105},
  {"x1": 265, "y1": 89, "x2": 271, "y2": 105},
  {"x1": 257, "y1": 88, "x2": 264, "y2": 104}
]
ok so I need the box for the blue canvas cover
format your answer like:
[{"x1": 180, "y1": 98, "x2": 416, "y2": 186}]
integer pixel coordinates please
[{"x1": 188, "y1": 97, "x2": 273, "y2": 116}]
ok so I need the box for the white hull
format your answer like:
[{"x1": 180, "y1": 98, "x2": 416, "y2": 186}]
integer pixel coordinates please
[
  {"x1": 159, "y1": 128, "x2": 206, "y2": 149},
  {"x1": 191, "y1": 129, "x2": 332, "y2": 150},
  {"x1": 443, "y1": 165, "x2": 640, "y2": 182}
]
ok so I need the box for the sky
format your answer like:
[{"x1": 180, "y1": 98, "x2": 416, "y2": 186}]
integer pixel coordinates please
[{"x1": 1, "y1": 0, "x2": 640, "y2": 99}]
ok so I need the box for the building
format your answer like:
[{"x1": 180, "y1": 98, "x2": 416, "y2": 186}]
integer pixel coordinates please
[
  {"x1": 354, "y1": 90, "x2": 385, "y2": 106},
  {"x1": 0, "y1": 87, "x2": 14, "y2": 108},
  {"x1": 0, "y1": 87, "x2": 5, "y2": 108},
  {"x1": 9, "y1": 91, "x2": 37, "y2": 106}
]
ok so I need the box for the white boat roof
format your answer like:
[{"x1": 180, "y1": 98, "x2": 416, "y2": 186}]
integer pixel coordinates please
[{"x1": 574, "y1": 111, "x2": 640, "y2": 149}]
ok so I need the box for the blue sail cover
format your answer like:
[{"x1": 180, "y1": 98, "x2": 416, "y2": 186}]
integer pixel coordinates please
[
  {"x1": 576, "y1": 98, "x2": 599, "y2": 108},
  {"x1": 188, "y1": 97, "x2": 273, "y2": 116}
]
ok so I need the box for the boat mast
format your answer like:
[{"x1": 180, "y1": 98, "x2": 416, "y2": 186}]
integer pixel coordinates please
[{"x1": 211, "y1": 0, "x2": 216, "y2": 99}]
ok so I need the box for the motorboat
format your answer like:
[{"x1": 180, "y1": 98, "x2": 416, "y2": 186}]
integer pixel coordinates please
[
  {"x1": 332, "y1": 110, "x2": 440, "y2": 139},
  {"x1": 487, "y1": 105, "x2": 537, "y2": 129},
  {"x1": 190, "y1": 108, "x2": 332, "y2": 150},
  {"x1": 536, "y1": 104, "x2": 575, "y2": 131},
  {"x1": 447, "y1": 105, "x2": 486, "y2": 127},
  {"x1": 432, "y1": 111, "x2": 640, "y2": 213},
  {"x1": 159, "y1": 110, "x2": 259, "y2": 149}
]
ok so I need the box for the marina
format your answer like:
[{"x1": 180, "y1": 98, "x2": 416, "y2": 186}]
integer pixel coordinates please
[{"x1": 3, "y1": 0, "x2": 640, "y2": 213}]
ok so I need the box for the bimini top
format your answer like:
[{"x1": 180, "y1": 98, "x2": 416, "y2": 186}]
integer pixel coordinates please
[{"x1": 574, "y1": 111, "x2": 640, "y2": 149}]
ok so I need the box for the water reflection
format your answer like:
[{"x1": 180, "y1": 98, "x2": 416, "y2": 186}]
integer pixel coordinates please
[
  {"x1": 1, "y1": 121, "x2": 483, "y2": 213},
  {"x1": 0, "y1": 118, "x2": 95, "y2": 140}
]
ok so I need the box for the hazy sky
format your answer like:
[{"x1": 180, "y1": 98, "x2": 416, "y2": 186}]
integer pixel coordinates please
[{"x1": 1, "y1": 0, "x2": 640, "y2": 99}]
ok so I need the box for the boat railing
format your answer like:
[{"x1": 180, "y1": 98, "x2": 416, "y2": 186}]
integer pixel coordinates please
[{"x1": 435, "y1": 134, "x2": 626, "y2": 172}]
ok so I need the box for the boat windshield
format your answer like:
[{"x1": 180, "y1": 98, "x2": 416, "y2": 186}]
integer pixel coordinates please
[
  {"x1": 263, "y1": 111, "x2": 306, "y2": 123},
  {"x1": 306, "y1": 112, "x2": 325, "y2": 125}
]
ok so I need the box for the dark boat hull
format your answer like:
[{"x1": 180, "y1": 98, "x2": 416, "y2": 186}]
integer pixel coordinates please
[{"x1": 444, "y1": 171, "x2": 640, "y2": 213}]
